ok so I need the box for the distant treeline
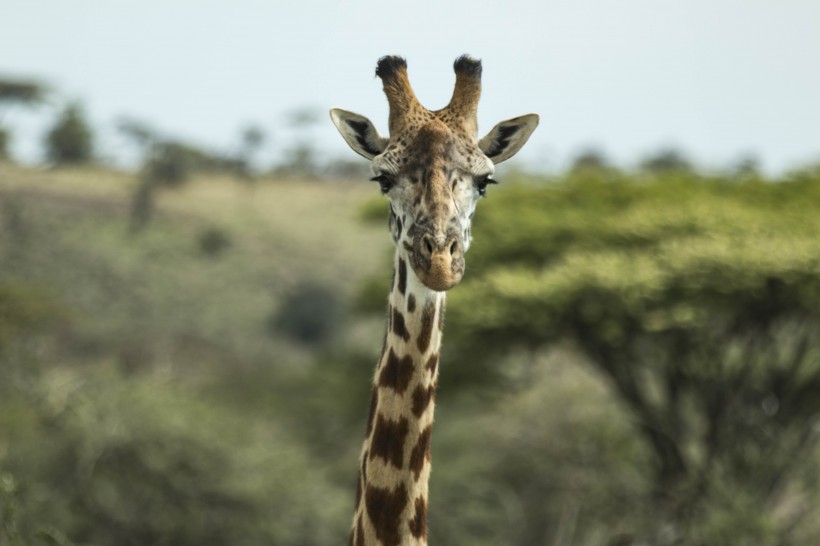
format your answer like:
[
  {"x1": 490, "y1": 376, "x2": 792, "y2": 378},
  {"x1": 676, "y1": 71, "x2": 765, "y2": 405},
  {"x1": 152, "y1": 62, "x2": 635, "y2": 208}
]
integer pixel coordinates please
[{"x1": 1, "y1": 76, "x2": 787, "y2": 180}]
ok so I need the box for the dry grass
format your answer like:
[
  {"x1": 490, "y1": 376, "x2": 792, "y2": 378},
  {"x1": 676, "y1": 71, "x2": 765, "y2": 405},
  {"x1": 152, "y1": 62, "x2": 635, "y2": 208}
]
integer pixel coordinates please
[{"x1": 0, "y1": 162, "x2": 392, "y2": 372}]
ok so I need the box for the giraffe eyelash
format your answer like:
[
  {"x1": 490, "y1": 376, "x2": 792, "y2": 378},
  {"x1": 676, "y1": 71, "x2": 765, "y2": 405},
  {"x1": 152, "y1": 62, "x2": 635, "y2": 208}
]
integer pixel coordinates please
[
  {"x1": 370, "y1": 174, "x2": 394, "y2": 194},
  {"x1": 476, "y1": 176, "x2": 498, "y2": 197}
]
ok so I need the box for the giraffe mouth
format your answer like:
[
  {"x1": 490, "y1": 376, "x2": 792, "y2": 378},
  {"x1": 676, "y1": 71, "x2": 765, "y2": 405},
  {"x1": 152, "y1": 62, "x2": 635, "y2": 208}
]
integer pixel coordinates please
[{"x1": 411, "y1": 230, "x2": 465, "y2": 291}]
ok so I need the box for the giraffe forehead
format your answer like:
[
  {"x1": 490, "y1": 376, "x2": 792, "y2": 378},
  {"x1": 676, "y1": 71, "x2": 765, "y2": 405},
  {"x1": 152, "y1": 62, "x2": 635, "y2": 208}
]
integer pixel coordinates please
[
  {"x1": 409, "y1": 121, "x2": 455, "y2": 158},
  {"x1": 385, "y1": 119, "x2": 478, "y2": 173}
]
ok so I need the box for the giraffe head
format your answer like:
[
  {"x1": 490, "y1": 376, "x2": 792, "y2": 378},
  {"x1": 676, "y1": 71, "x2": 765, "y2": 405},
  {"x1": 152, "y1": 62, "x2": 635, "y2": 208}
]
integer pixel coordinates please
[{"x1": 331, "y1": 55, "x2": 538, "y2": 291}]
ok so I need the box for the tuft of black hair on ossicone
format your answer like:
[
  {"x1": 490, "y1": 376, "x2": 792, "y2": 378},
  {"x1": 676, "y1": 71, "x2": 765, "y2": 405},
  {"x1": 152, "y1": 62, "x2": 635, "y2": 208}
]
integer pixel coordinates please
[
  {"x1": 453, "y1": 54, "x2": 482, "y2": 77},
  {"x1": 376, "y1": 56, "x2": 408, "y2": 79}
]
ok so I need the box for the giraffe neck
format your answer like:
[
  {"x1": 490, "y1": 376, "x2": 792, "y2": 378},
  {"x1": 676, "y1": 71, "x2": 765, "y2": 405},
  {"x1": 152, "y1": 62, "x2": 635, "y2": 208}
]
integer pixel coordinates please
[{"x1": 350, "y1": 251, "x2": 445, "y2": 546}]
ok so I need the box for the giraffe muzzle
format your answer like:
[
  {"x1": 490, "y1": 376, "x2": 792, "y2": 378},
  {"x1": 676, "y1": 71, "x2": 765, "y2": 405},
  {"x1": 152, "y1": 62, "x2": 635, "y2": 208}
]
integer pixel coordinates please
[{"x1": 412, "y1": 230, "x2": 465, "y2": 292}]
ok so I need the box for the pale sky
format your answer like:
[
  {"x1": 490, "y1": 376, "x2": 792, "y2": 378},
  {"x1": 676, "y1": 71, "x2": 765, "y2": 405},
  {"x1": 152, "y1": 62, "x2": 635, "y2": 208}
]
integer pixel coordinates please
[{"x1": 2, "y1": 0, "x2": 819, "y2": 173}]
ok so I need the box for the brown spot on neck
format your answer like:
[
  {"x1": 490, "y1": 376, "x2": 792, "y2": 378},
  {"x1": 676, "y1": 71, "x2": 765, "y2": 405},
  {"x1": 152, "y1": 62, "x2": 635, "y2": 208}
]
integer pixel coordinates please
[
  {"x1": 379, "y1": 348, "x2": 414, "y2": 393},
  {"x1": 397, "y1": 258, "x2": 407, "y2": 295},
  {"x1": 416, "y1": 301, "x2": 436, "y2": 353},
  {"x1": 411, "y1": 383, "x2": 436, "y2": 418},
  {"x1": 369, "y1": 415, "x2": 409, "y2": 469},
  {"x1": 408, "y1": 425, "x2": 433, "y2": 481},
  {"x1": 391, "y1": 307, "x2": 410, "y2": 342},
  {"x1": 425, "y1": 353, "x2": 439, "y2": 375},
  {"x1": 409, "y1": 496, "x2": 428, "y2": 539},
  {"x1": 365, "y1": 483, "x2": 409, "y2": 546}
]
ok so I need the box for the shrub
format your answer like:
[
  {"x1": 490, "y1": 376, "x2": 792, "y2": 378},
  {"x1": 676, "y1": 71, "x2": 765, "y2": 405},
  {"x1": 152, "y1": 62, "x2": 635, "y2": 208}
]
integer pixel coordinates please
[
  {"x1": 198, "y1": 226, "x2": 232, "y2": 257},
  {"x1": 0, "y1": 371, "x2": 351, "y2": 546},
  {"x1": 0, "y1": 281, "x2": 66, "y2": 351},
  {"x1": 269, "y1": 282, "x2": 344, "y2": 346},
  {"x1": 44, "y1": 103, "x2": 94, "y2": 165}
]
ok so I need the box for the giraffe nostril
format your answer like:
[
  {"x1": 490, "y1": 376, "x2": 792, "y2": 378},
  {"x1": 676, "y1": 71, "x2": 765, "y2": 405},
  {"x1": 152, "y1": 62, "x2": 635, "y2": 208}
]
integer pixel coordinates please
[
  {"x1": 449, "y1": 241, "x2": 458, "y2": 256},
  {"x1": 425, "y1": 238, "x2": 434, "y2": 255}
]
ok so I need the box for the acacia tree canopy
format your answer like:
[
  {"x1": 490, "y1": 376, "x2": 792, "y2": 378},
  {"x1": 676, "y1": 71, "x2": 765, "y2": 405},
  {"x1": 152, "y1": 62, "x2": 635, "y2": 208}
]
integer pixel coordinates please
[{"x1": 445, "y1": 169, "x2": 820, "y2": 543}]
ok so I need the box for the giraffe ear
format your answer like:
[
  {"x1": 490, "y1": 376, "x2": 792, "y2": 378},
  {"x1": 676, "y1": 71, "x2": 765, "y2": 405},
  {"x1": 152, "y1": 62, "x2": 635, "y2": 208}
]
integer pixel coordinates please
[
  {"x1": 330, "y1": 108, "x2": 389, "y2": 160},
  {"x1": 478, "y1": 114, "x2": 539, "y2": 164}
]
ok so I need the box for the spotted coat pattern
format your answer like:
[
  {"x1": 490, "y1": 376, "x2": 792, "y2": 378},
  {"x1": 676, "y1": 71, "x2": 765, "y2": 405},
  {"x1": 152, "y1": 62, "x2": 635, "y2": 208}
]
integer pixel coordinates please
[
  {"x1": 335, "y1": 54, "x2": 538, "y2": 546},
  {"x1": 347, "y1": 56, "x2": 482, "y2": 546},
  {"x1": 350, "y1": 254, "x2": 444, "y2": 546}
]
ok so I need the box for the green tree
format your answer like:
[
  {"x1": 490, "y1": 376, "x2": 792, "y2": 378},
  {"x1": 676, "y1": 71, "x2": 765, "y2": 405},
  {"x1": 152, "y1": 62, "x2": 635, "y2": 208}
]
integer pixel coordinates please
[
  {"x1": 117, "y1": 118, "x2": 242, "y2": 231},
  {"x1": 275, "y1": 106, "x2": 321, "y2": 177},
  {"x1": 570, "y1": 147, "x2": 611, "y2": 173},
  {"x1": 443, "y1": 170, "x2": 820, "y2": 544},
  {"x1": 732, "y1": 153, "x2": 761, "y2": 178},
  {"x1": 641, "y1": 147, "x2": 692, "y2": 174},
  {"x1": 0, "y1": 81, "x2": 44, "y2": 104},
  {"x1": 240, "y1": 125, "x2": 265, "y2": 162},
  {"x1": 128, "y1": 141, "x2": 207, "y2": 232},
  {"x1": 0, "y1": 79, "x2": 46, "y2": 160},
  {"x1": 268, "y1": 281, "x2": 345, "y2": 346},
  {"x1": 44, "y1": 103, "x2": 94, "y2": 165},
  {"x1": 226, "y1": 124, "x2": 267, "y2": 180}
]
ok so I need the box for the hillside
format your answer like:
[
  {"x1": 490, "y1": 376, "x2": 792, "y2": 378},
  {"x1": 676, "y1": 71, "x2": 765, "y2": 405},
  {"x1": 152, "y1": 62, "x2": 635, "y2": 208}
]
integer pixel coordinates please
[
  {"x1": 0, "y1": 163, "x2": 392, "y2": 545},
  {"x1": 2, "y1": 162, "x2": 820, "y2": 546}
]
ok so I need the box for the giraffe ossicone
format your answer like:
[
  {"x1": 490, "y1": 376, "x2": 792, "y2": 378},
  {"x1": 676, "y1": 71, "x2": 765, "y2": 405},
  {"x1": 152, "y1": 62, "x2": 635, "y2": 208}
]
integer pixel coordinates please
[{"x1": 331, "y1": 54, "x2": 538, "y2": 546}]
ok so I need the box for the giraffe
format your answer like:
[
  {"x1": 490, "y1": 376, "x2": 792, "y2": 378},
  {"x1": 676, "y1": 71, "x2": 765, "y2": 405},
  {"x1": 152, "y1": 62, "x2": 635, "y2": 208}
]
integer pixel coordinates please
[{"x1": 330, "y1": 55, "x2": 538, "y2": 546}]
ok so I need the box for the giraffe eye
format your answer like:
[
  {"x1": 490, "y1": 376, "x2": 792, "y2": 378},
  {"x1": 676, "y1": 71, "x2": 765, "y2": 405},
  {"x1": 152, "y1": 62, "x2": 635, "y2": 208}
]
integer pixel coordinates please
[
  {"x1": 370, "y1": 174, "x2": 394, "y2": 194},
  {"x1": 475, "y1": 176, "x2": 498, "y2": 197}
]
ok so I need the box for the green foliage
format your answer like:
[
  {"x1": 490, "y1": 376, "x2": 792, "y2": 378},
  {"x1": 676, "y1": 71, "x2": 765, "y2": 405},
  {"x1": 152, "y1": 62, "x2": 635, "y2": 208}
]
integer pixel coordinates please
[
  {"x1": 0, "y1": 80, "x2": 44, "y2": 106},
  {"x1": 0, "y1": 167, "x2": 387, "y2": 546},
  {"x1": 197, "y1": 226, "x2": 232, "y2": 257},
  {"x1": 323, "y1": 158, "x2": 371, "y2": 180},
  {"x1": 241, "y1": 125, "x2": 265, "y2": 152},
  {"x1": 129, "y1": 143, "x2": 215, "y2": 231},
  {"x1": 5, "y1": 163, "x2": 820, "y2": 546},
  {"x1": 0, "y1": 369, "x2": 350, "y2": 546},
  {"x1": 269, "y1": 281, "x2": 345, "y2": 346},
  {"x1": 44, "y1": 103, "x2": 94, "y2": 165},
  {"x1": 444, "y1": 169, "x2": 820, "y2": 543},
  {"x1": 144, "y1": 142, "x2": 247, "y2": 188},
  {"x1": 0, "y1": 281, "x2": 66, "y2": 349},
  {"x1": 235, "y1": 125, "x2": 266, "y2": 179},
  {"x1": 359, "y1": 194, "x2": 388, "y2": 225},
  {"x1": 451, "y1": 170, "x2": 820, "y2": 360},
  {"x1": 273, "y1": 106, "x2": 323, "y2": 177},
  {"x1": 128, "y1": 178, "x2": 156, "y2": 232},
  {"x1": 275, "y1": 142, "x2": 320, "y2": 178},
  {"x1": 0, "y1": 79, "x2": 45, "y2": 162},
  {"x1": 640, "y1": 147, "x2": 692, "y2": 173},
  {"x1": 429, "y1": 352, "x2": 651, "y2": 546},
  {"x1": 119, "y1": 119, "x2": 262, "y2": 230},
  {"x1": 0, "y1": 128, "x2": 9, "y2": 160},
  {"x1": 144, "y1": 142, "x2": 198, "y2": 187},
  {"x1": 570, "y1": 147, "x2": 612, "y2": 173}
]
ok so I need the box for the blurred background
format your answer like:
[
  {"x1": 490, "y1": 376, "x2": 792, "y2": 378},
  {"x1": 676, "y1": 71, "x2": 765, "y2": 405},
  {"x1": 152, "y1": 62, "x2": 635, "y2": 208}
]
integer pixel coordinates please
[{"x1": 1, "y1": 1, "x2": 819, "y2": 545}]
